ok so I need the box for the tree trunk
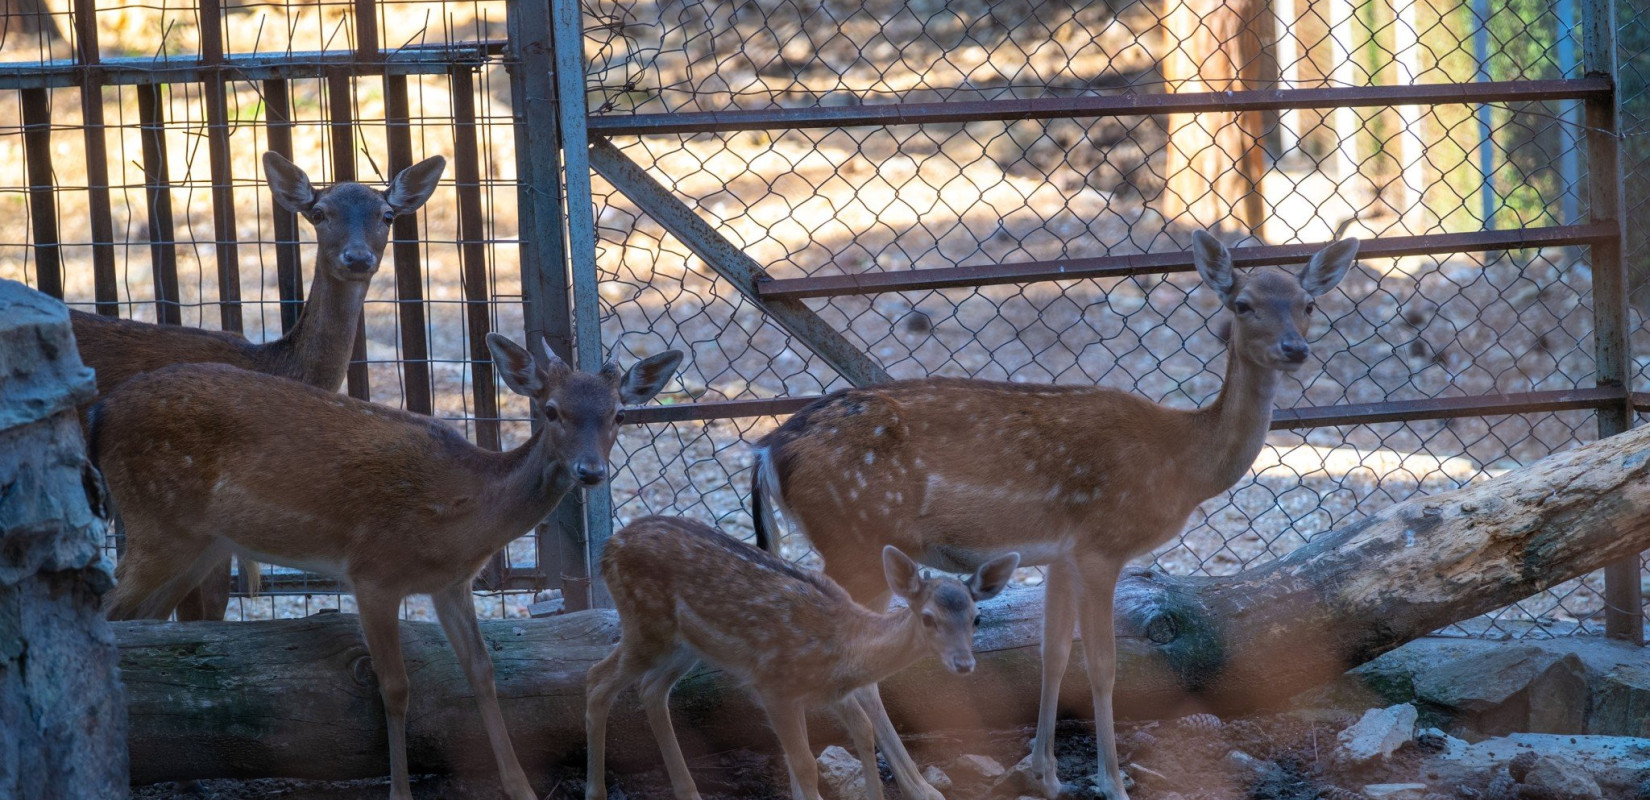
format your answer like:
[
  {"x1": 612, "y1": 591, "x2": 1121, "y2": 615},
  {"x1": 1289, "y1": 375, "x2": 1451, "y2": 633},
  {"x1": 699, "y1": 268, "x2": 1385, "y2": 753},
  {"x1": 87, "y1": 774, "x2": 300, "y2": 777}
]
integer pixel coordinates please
[{"x1": 118, "y1": 420, "x2": 1650, "y2": 783}]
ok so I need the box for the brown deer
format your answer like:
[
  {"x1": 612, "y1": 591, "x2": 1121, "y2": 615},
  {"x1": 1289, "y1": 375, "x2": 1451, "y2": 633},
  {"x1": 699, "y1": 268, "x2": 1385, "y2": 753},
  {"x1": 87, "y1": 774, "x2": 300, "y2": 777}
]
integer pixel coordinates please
[
  {"x1": 751, "y1": 231, "x2": 1360, "y2": 800},
  {"x1": 586, "y1": 516, "x2": 1018, "y2": 800},
  {"x1": 95, "y1": 333, "x2": 683, "y2": 800},
  {"x1": 72, "y1": 150, "x2": 446, "y2": 622}
]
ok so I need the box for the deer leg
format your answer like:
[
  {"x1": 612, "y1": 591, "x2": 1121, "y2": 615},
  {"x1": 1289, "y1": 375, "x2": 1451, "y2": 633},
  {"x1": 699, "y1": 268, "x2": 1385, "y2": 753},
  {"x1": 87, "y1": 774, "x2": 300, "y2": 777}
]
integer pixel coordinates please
[
  {"x1": 637, "y1": 648, "x2": 702, "y2": 800},
  {"x1": 173, "y1": 555, "x2": 233, "y2": 621},
  {"x1": 432, "y1": 584, "x2": 536, "y2": 800},
  {"x1": 105, "y1": 531, "x2": 226, "y2": 621},
  {"x1": 1028, "y1": 560, "x2": 1079, "y2": 799},
  {"x1": 1074, "y1": 557, "x2": 1128, "y2": 800},
  {"x1": 764, "y1": 694, "x2": 824, "y2": 800},
  {"x1": 355, "y1": 587, "x2": 414, "y2": 800},
  {"x1": 584, "y1": 648, "x2": 647, "y2": 800},
  {"x1": 829, "y1": 580, "x2": 942, "y2": 800},
  {"x1": 836, "y1": 693, "x2": 886, "y2": 800}
]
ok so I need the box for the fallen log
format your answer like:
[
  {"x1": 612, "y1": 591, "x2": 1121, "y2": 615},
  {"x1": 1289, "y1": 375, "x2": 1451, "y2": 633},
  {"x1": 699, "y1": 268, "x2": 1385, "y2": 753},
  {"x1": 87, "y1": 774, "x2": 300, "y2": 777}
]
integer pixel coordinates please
[{"x1": 118, "y1": 420, "x2": 1650, "y2": 784}]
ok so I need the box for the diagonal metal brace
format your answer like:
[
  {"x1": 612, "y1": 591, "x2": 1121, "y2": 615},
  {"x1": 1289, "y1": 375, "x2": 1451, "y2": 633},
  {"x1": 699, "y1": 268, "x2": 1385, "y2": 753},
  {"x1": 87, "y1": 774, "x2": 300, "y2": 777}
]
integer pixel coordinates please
[{"x1": 587, "y1": 137, "x2": 890, "y2": 387}]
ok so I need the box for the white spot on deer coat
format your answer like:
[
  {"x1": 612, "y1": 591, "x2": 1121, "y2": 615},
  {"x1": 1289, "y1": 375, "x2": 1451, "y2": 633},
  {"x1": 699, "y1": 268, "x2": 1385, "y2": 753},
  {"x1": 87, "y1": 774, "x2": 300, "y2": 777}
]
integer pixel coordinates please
[{"x1": 864, "y1": 452, "x2": 876, "y2": 466}]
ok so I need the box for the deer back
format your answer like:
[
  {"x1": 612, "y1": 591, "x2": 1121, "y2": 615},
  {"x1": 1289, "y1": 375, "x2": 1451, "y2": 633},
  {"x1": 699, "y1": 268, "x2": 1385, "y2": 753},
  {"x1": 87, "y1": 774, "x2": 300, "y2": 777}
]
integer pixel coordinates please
[{"x1": 71, "y1": 310, "x2": 259, "y2": 399}]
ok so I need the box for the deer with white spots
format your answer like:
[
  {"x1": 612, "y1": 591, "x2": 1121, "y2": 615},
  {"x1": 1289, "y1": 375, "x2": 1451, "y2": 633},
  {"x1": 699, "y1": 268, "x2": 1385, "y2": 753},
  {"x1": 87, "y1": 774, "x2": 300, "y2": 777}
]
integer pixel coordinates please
[
  {"x1": 95, "y1": 333, "x2": 682, "y2": 800},
  {"x1": 751, "y1": 231, "x2": 1360, "y2": 800},
  {"x1": 586, "y1": 516, "x2": 1019, "y2": 800}
]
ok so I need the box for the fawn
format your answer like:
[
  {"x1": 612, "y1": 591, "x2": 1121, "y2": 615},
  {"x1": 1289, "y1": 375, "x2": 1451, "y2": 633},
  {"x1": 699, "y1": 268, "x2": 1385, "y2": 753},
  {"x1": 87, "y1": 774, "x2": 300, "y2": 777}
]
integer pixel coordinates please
[
  {"x1": 73, "y1": 151, "x2": 445, "y2": 622},
  {"x1": 96, "y1": 333, "x2": 682, "y2": 800},
  {"x1": 586, "y1": 516, "x2": 1019, "y2": 800},
  {"x1": 751, "y1": 230, "x2": 1360, "y2": 799}
]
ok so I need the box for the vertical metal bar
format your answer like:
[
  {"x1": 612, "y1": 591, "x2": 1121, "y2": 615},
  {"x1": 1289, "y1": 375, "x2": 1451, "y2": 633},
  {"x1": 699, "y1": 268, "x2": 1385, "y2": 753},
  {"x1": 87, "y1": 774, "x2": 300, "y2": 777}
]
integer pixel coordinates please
[
  {"x1": 200, "y1": 0, "x2": 241, "y2": 333},
  {"x1": 1474, "y1": 0, "x2": 1496, "y2": 227},
  {"x1": 22, "y1": 89, "x2": 61, "y2": 300},
  {"x1": 74, "y1": 0, "x2": 117, "y2": 316},
  {"x1": 353, "y1": 0, "x2": 379, "y2": 60},
  {"x1": 552, "y1": 0, "x2": 612, "y2": 607},
  {"x1": 327, "y1": 69, "x2": 370, "y2": 400},
  {"x1": 508, "y1": 0, "x2": 587, "y2": 607},
  {"x1": 1582, "y1": 0, "x2": 1643, "y2": 643},
  {"x1": 136, "y1": 83, "x2": 181, "y2": 325},
  {"x1": 264, "y1": 79, "x2": 303, "y2": 333},
  {"x1": 384, "y1": 74, "x2": 432, "y2": 416},
  {"x1": 1557, "y1": 0, "x2": 1581, "y2": 226},
  {"x1": 453, "y1": 66, "x2": 507, "y2": 590}
]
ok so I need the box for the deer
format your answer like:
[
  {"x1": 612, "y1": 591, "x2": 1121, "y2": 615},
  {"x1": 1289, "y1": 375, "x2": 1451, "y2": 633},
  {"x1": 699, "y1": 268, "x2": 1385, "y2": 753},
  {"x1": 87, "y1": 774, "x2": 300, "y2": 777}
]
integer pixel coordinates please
[
  {"x1": 586, "y1": 515, "x2": 1019, "y2": 800},
  {"x1": 750, "y1": 230, "x2": 1360, "y2": 800},
  {"x1": 94, "y1": 333, "x2": 683, "y2": 800},
  {"x1": 71, "y1": 150, "x2": 446, "y2": 622}
]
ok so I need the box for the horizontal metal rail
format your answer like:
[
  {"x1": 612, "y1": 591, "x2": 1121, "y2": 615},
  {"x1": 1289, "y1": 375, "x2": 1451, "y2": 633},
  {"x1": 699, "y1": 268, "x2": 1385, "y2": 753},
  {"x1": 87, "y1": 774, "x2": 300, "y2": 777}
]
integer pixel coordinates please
[
  {"x1": 0, "y1": 42, "x2": 503, "y2": 90},
  {"x1": 757, "y1": 224, "x2": 1618, "y2": 299},
  {"x1": 588, "y1": 78, "x2": 1612, "y2": 136},
  {"x1": 622, "y1": 387, "x2": 1627, "y2": 427}
]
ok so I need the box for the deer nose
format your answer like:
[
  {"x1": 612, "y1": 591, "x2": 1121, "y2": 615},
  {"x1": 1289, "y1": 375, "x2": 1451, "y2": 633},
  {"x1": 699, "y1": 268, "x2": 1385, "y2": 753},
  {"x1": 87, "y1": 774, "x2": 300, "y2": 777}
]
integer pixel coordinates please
[
  {"x1": 340, "y1": 247, "x2": 376, "y2": 273},
  {"x1": 949, "y1": 656, "x2": 976, "y2": 674},
  {"x1": 574, "y1": 462, "x2": 607, "y2": 486},
  {"x1": 1280, "y1": 340, "x2": 1309, "y2": 363}
]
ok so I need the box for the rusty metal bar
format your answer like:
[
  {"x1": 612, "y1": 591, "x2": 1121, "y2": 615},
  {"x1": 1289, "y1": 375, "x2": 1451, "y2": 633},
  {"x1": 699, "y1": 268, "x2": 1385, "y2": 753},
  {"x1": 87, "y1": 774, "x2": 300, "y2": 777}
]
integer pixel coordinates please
[
  {"x1": 73, "y1": 0, "x2": 117, "y2": 315},
  {"x1": 589, "y1": 137, "x2": 890, "y2": 387},
  {"x1": 384, "y1": 74, "x2": 433, "y2": 416},
  {"x1": 1582, "y1": 0, "x2": 1643, "y2": 644},
  {"x1": 327, "y1": 69, "x2": 370, "y2": 400},
  {"x1": 587, "y1": 78, "x2": 1614, "y2": 136},
  {"x1": 0, "y1": 43, "x2": 502, "y2": 90},
  {"x1": 264, "y1": 79, "x2": 303, "y2": 333},
  {"x1": 135, "y1": 83, "x2": 180, "y2": 325},
  {"x1": 617, "y1": 388, "x2": 1628, "y2": 428},
  {"x1": 21, "y1": 89, "x2": 61, "y2": 301},
  {"x1": 758, "y1": 224, "x2": 1620, "y2": 300},
  {"x1": 353, "y1": 0, "x2": 379, "y2": 60},
  {"x1": 452, "y1": 67, "x2": 501, "y2": 453},
  {"x1": 200, "y1": 0, "x2": 241, "y2": 333}
]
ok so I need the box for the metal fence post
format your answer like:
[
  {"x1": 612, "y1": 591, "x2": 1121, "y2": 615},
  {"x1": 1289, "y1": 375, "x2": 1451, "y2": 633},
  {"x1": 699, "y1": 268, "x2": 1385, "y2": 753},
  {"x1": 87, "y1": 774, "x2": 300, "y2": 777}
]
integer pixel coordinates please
[
  {"x1": 550, "y1": 0, "x2": 615, "y2": 607},
  {"x1": 1582, "y1": 0, "x2": 1645, "y2": 644},
  {"x1": 508, "y1": 0, "x2": 591, "y2": 608}
]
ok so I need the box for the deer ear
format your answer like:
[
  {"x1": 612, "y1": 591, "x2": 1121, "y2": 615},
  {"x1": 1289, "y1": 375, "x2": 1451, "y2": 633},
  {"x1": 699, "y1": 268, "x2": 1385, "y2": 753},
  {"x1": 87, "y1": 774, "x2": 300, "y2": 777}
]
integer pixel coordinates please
[
  {"x1": 1299, "y1": 237, "x2": 1359, "y2": 297},
  {"x1": 1190, "y1": 230, "x2": 1237, "y2": 304},
  {"x1": 968, "y1": 552, "x2": 1020, "y2": 601},
  {"x1": 263, "y1": 152, "x2": 314, "y2": 214},
  {"x1": 386, "y1": 155, "x2": 446, "y2": 215},
  {"x1": 882, "y1": 546, "x2": 924, "y2": 600},
  {"x1": 616, "y1": 350, "x2": 683, "y2": 405},
  {"x1": 486, "y1": 333, "x2": 549, "y2": 401}
]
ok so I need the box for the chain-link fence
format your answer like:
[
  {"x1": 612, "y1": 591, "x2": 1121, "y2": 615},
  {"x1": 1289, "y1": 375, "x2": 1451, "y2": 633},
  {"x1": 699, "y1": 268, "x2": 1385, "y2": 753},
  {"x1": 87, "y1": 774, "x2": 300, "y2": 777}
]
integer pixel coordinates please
[{"x1": 0, "y1": 0, "x2": 1644, "y2": 637}]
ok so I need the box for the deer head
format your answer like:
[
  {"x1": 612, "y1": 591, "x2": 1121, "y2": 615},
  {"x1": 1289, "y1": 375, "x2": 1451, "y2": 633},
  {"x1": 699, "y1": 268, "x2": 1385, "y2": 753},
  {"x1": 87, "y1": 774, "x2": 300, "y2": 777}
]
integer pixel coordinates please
[
  {"x1": 883, "y1": 546, "x2": 1020, "y2": 675},
  {"x1": 263, "y1": 151, "x2": 447, "y2": 281},
  {"x1": 1191, "y1": 230, "x2": 1360, "y2": 372},
  {"x1": 486, "y1": 333, "x2": 684, "y2": 487}
]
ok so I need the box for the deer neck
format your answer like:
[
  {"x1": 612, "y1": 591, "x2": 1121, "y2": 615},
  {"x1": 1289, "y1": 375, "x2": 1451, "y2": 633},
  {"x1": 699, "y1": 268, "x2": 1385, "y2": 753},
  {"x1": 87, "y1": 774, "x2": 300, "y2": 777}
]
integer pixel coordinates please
[
  {"x1": 477, "y1": 427, "x2": 574, "y2": 543},
  {"x1": 265, "y1": 270, "x2": 368, "y2": 390},
  {"x1": 834, "y1": 605, "x2": 931, "y2": 689},
  {"x1": 1189, "y1": 338, "x2": 1282, "y2": 498}
]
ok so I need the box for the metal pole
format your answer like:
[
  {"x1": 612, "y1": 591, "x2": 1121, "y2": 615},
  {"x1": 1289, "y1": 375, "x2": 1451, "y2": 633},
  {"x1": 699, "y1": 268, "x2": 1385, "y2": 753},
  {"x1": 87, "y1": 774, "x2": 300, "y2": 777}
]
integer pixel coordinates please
[
  {"x1": 1580, "y1": 0, "x2": 1644, "y2": 643},
  {"x1": 1474, "y1": 0, "x2": 1496, "y2": 228},
  {"x1": 1557, "y1": 0, "x2": 1581, "y2": 226}
]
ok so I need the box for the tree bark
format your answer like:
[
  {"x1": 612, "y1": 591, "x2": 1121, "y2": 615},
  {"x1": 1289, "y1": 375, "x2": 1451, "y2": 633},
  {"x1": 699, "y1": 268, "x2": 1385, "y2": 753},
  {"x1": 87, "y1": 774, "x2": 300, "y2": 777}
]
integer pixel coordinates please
[{"x1": 118, "y1": 420, "x2": 1650, "y2": 783}]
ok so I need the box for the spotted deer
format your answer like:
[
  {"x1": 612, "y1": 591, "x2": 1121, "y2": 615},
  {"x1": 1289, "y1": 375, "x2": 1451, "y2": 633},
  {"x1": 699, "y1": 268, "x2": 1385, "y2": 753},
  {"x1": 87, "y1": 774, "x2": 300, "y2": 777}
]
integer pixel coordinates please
[
  {"x1": 751, "y1": 231, "x2": 1360, "y2": 800},
  {"x1": 586, "y1": 516, "x2": 1019, "y2": 800},
  {"x1": 72, "y1": 151, "x2": 446, "y2": 622},
  {"x1": 95, "y1": 333, "x2": 683, "y2": 800}
]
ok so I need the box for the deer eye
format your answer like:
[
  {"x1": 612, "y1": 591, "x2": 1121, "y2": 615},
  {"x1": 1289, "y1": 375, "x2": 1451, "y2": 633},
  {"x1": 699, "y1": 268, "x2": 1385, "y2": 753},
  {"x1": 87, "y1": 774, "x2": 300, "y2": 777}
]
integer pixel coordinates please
[
  {"x1": 973, "y1": 614, "x2": 982, "y2": 628},
  {"x1": 544, "y1": 405, "x2": 559, "y2": 423},
  {"x1": 1304, "y1": 302, "x2": 1316, "y2": 316},
  {"x1": 382, "y1": 210, "x2": 396, "y2": 224},
  {"x1": 309, "y1": 208, "x2": 326, "y2": 223},
  {"x1": 614, "y1": 410, "x2": 626, "y2": 425},
  {"x1": 921, "y1": 612, "x2": 937, "y2": 629},
  {"x1": 1233, "y1": 300, "x2": 1253, "y2": 315}
]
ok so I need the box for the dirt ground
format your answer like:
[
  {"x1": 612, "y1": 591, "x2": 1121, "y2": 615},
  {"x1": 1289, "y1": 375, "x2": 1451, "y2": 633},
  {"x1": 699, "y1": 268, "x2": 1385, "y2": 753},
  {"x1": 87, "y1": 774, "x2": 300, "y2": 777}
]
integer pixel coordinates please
[{"x1": 127, "y1": 714, "x2": 1650, "y2": 800}]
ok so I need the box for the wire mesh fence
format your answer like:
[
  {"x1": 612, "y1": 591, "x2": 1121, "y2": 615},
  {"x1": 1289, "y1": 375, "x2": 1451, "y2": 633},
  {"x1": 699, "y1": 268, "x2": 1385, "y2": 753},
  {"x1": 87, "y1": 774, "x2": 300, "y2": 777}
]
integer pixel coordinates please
[{"x1": 0, "y1": 0, "x2": 1644, "y2": 636}]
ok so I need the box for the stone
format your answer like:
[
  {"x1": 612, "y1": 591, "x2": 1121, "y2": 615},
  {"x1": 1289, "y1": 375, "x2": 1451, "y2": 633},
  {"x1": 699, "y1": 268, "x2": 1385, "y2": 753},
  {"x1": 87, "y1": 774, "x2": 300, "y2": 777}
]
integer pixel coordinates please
[
  {"x1": 1521, "y1": 755, "x2": 1603, "y2": 800},
  {"x1": 920, "y1": 765, "x2": 951, "y2": 793},
  {"x1": 817, "y1": 745, "x2": 868, "y2": 800},
  {"x1": 1427, "y1": 734, "x2": 1650, "y2": 795},
  {"x1": 1337, "y1": 703, "x2": 1419, "y2": 764},
  {"x1": 1413, "y1": 727, "x2": 1450, "y2": 754},
  {"x1": 1591, "y1": 660, "x2": 1650, "y2": 738},
  {"x1": 950, "y1": 754, "x2": 1007, "y2": 782},
  {"x1": 1361, "y1": 784, "x2": 1428, "y2": 799}
]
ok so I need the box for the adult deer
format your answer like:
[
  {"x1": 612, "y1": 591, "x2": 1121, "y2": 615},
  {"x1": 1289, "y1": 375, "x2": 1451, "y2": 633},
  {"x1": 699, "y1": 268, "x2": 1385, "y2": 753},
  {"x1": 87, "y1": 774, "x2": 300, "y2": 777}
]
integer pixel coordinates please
[
  {"x1": 72, "y1": 151, "x2": 446, "y2": 622},
  {"x1": 752, "y1": 231, "x2": 1360, "y2": 800},
  {"x1": 587, "y1": 516, "x2": 1018, "y2": 800},
  {"x1": 96, "y1": 334, "x2": 683, "y2": 800}
]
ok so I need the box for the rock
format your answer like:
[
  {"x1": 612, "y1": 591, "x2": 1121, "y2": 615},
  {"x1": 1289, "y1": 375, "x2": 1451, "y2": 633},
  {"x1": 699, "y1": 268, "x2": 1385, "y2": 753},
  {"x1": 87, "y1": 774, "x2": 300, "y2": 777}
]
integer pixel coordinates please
[
  {"x1": 816, "y1": 745, "x2": 868, "y2": 800},
  {"x1": 1505, "y1": 751, "x2": 1537, "y2": 782},
  {"x1": 920, "y1": 765, "x2": 951, "y2": 793},
  {"x1": 950, "y1": 754, "x2": 1006, "y2": 783},
  {"x1": 988, "y1": 754, "x2": 1041, "y2": 798},
  {"x1": 1592, "y1": 661, "x2": 1650, "y2": 738},
  {"x1": 1414, "y1": 728, "x2": 1450, "y2": 754},
  {"x1": 1337, "y1": 704, "x2": 1419, "y2": 764},
  {"x1": 1521, "y1": 755, "x2": 1603, "y2": 800},
  {"x1": 1482, "y1": 772, "x2": 1518, "y2": 800},
  {"x1": 1362, "y1": 784, "x2": 1428, "y2": 800},
  {"x1": 1223, "y1": 749, "x2": 1264, "y2": 775},
  {"x1": 1428, "y1": 734, "x2": 1650, "y2": 795}
]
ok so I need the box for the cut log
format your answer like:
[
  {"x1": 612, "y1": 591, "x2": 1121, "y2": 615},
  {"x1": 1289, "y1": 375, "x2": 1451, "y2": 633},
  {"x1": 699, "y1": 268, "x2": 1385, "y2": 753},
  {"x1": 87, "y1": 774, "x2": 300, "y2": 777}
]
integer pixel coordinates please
[{"x1": 118, "y1": 420, "x2": 1650, "y2": 783}]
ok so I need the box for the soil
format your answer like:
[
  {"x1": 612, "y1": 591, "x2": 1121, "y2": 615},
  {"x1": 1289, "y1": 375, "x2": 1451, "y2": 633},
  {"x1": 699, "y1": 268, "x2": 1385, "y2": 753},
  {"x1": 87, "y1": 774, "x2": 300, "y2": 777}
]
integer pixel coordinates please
[{"x1": 129, "y1": 713, "x2": 1646, "y2": 800}]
